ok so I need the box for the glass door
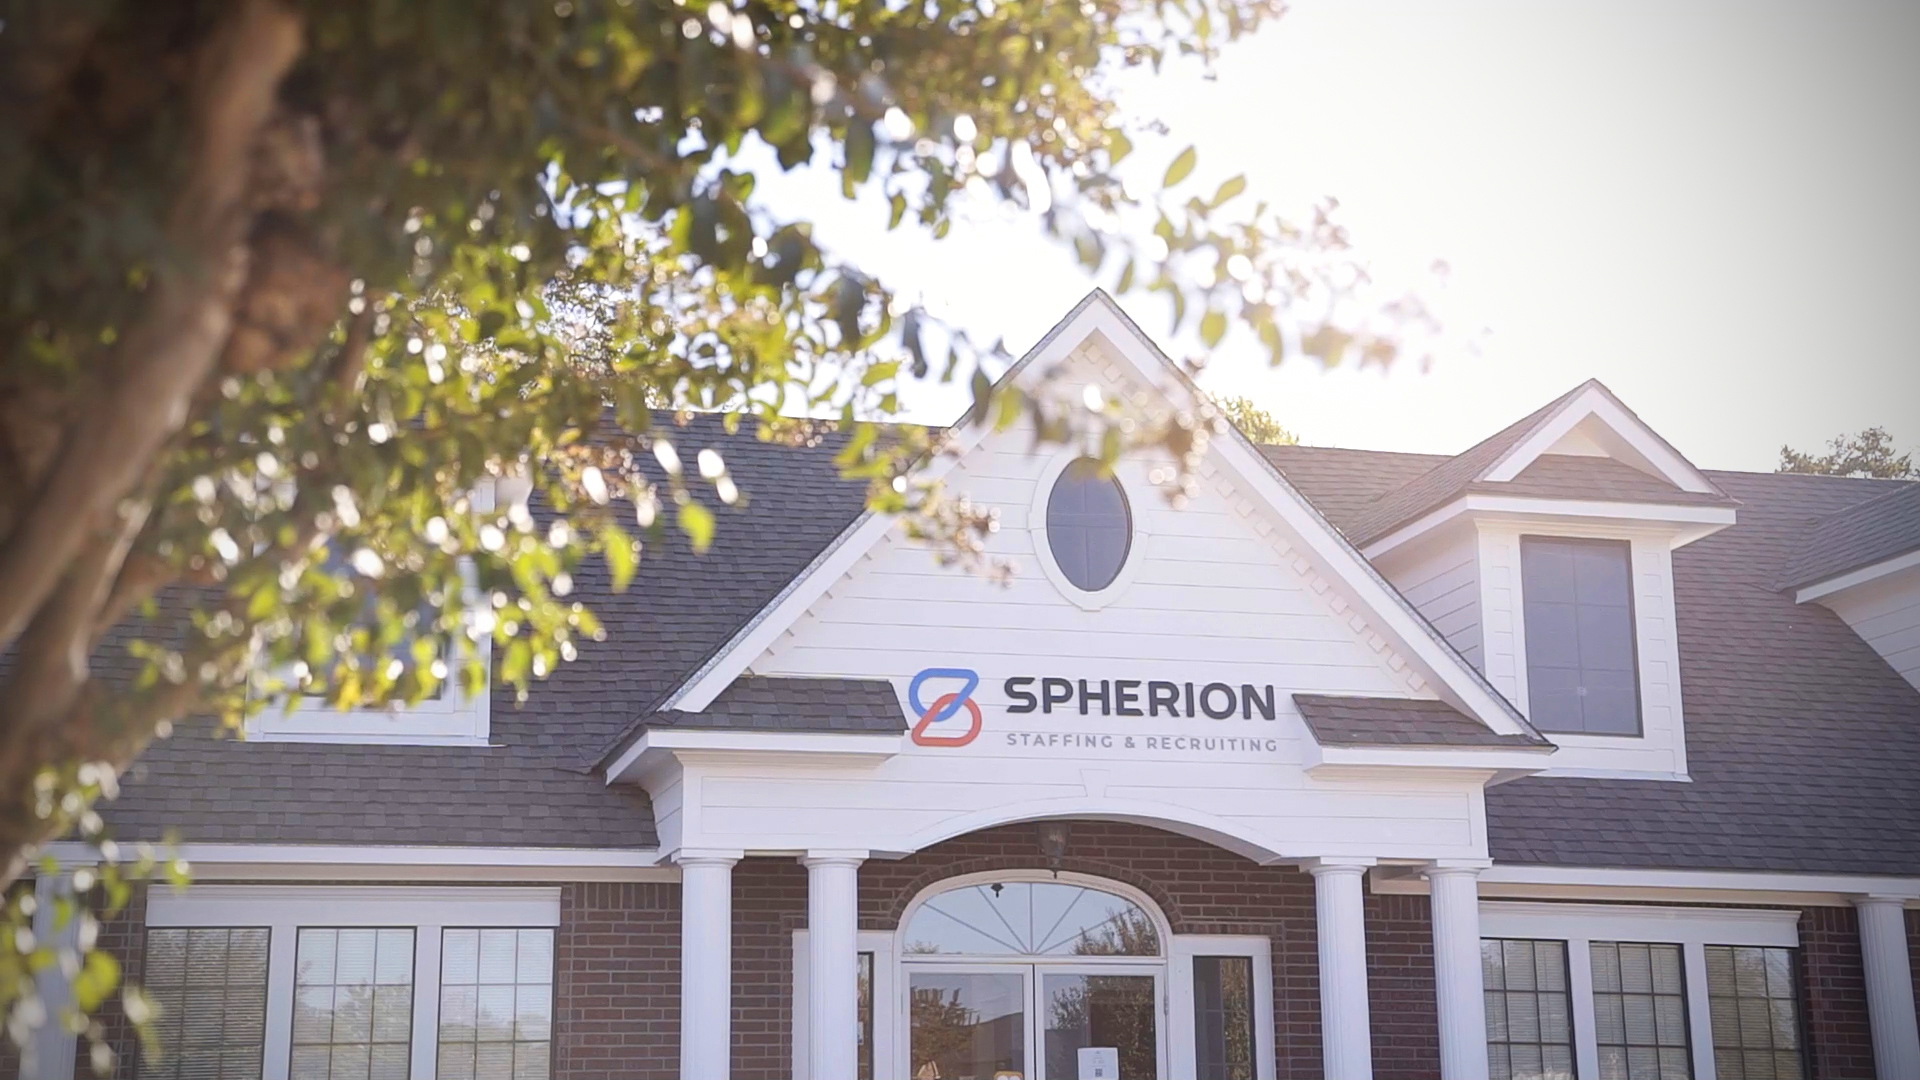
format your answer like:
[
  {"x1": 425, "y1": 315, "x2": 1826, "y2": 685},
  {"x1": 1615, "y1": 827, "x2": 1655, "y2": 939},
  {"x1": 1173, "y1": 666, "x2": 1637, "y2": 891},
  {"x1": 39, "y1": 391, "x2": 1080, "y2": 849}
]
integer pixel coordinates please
[
  {"x1": 1036, "y1": 967, "x2": 1160, "y2": 1080},
  {"x1": 906, "y1": 964, "x2": 1163, "y2": 1080},
  {"x1": 908, "y1": 965, "x2": 1032, "y2": 1080}
]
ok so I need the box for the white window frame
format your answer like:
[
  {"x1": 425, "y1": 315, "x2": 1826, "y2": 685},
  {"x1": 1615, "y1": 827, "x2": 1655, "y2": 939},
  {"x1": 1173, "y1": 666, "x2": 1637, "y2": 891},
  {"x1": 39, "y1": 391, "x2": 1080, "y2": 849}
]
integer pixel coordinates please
[
  {"x1": 245, "y1": 634, "x2": 493, "y2": 747},
  {"x1": 1170, "y1": 933, "x2": 1276, "y2": 1080},
  {"x1": 1481, "y1": 901, "x2": 1801, "y2": 1080},
  {"x1": 791, "y1": 929, "x2": 897, "y2": 1080},
  {"x1": 1484, "y1": 519, "x2": 1693, "y2": 780},
  {"x1": 145, "y1": 884, "x2": 559, "y2": 1080},
  {"x1": 866, "y1": 871, "x2": 1275, "y2": 1080},
  {"x1": 245, "y1": 554, "x2": 494, "y2": 747},
  {"x1": 1028, "y1": 446, "x2": 1152, "y2": 611}
]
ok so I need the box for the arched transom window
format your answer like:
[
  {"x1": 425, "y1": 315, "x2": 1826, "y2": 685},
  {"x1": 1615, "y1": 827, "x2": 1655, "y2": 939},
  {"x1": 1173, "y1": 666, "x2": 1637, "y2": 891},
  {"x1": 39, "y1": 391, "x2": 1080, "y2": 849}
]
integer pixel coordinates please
[{"x1": 903, "y1": 880, "x2": 1162, "y2": 957}]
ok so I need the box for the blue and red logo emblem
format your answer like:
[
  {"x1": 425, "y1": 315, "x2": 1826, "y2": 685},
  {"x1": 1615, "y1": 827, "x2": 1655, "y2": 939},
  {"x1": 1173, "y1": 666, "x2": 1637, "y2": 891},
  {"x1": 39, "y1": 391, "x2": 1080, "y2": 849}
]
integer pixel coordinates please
[{"x1": 908, "y1": 667, "x2": 982, "y2": 747}]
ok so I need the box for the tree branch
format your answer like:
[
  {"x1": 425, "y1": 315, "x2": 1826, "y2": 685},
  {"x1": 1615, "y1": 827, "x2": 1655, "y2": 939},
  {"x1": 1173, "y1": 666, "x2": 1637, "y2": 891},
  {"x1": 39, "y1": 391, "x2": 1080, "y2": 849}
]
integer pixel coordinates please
[{"x1": 0, "y1": 0, "x2": 304, "y2": 650}]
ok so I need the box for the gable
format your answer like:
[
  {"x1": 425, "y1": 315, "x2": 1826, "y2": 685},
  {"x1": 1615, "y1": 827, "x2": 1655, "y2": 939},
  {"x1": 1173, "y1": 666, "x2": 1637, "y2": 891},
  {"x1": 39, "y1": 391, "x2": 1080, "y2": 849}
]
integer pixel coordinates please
[{"x1": 652, "y1": 292, "x2": 1531, "y2": 746}]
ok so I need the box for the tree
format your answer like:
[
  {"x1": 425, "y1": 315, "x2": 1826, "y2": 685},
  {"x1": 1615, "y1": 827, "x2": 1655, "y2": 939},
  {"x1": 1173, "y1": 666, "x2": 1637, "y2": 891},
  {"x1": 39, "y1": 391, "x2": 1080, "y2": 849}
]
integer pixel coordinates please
[
  {"x1": 1778, "y1": 427, "x2": 1915, "y2": 479},
  {"x1": 0, "y1": 0, "x2": 1441, "y2": 1065},
  {"x1": 1215, "y1": 395, "x2": 1298, "y2": 446}
]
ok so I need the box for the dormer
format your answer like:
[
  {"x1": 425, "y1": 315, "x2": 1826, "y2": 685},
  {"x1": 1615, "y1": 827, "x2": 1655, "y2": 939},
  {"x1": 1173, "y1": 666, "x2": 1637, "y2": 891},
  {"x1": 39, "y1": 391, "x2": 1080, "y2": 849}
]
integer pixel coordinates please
[
  {"x1": 1357, "y1": 381, "x2": 1739, "y2": 780},
  {"x1": 1782, "y1": 481, "x2": 1920, "y2": 692}
]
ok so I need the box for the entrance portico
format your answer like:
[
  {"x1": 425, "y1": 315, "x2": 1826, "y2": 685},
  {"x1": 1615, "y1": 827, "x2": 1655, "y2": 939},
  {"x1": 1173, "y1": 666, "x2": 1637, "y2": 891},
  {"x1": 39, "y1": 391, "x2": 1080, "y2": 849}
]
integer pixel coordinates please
[{"x1": 663, "y1": 817, "x2": 1501, "y2": 1080}]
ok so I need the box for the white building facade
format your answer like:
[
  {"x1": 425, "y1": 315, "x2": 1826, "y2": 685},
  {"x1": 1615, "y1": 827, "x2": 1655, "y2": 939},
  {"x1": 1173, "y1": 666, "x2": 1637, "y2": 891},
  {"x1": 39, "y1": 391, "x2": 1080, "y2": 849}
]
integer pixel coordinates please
[{"x1": 31, "y1": 294, "x2": 1920, "y2": 1079}]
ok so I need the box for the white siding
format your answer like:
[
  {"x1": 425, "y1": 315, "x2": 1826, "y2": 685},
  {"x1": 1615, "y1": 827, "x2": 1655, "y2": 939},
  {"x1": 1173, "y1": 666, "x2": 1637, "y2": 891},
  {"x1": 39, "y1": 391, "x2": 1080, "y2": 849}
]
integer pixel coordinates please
[
  {"x1": 1377, "y1": 526, "x2": 1483, "y2": 673},
  {"x1": 660, "y1": 348, "x2": 1500, "y2": 864},
  {"x1": 1822, "y1": 564, "x2": 1920, "y2": 691}
]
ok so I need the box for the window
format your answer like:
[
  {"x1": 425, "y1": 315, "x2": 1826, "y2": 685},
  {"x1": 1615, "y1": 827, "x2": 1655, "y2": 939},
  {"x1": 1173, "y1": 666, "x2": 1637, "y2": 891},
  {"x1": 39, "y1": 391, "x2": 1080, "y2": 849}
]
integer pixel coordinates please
[
  {"x1": 1482, "y1": 939, "x2": 1575, "y2": 1080},
  {"x1": 1703, "y1": 947, "x2": 1805, "y2": 1080},
  {"x1": 1590, "y1": 941, "x2": 1691, "y2": 1079},
  {"x1": 141, "y1": 928, "x2": 270, "y2": 1079},
  {"x1": 857, "y1": 951, "x2": 874, "y2": 1080},
  {"x1": 1045, "y1": 458, "x2": 1132, "y2": 592},
  {"x1": 437, "y1": 928, "x2": 554, "y2": 1080},
  {"x1": 1478, "y1": 902, "x2": 1805, "y2": 1080},
  {"x1": 144, "y1": 886, "x2": 560, "y2": 1077},
  {"x1": 1192, "y1": 955, "x2": 1256, "y2": 1080},
  {"x1": 902, "y1": 880, "x2": 1161, "y2": 956},
  {"x1": 291, "y1": 928, "x2": 416, "y2": 1080},
  {"x1": 1522, "y1": 536, "x2": 1640, "y2": 735}
]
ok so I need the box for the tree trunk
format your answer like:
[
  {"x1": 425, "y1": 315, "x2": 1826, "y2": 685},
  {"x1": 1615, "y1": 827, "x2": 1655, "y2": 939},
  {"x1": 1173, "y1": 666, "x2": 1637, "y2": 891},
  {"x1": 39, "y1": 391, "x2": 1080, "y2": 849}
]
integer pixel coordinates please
[{"x1": 0, "y1": 0, "x2": 305, "y2": 888}]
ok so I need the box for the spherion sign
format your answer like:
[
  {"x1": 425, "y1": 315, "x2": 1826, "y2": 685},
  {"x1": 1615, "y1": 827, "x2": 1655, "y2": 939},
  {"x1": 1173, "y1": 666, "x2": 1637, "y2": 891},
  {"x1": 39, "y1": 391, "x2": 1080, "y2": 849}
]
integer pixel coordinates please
[{"x1": 907, "y1": 667, "x2": 1283, "y2": 751}]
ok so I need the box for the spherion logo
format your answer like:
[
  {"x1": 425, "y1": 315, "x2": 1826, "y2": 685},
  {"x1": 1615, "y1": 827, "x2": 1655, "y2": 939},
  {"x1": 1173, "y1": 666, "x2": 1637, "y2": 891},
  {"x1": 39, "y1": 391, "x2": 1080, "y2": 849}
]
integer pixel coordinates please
[{"x1": 907, "y1": 667, "x2": 982, "y2": 747}]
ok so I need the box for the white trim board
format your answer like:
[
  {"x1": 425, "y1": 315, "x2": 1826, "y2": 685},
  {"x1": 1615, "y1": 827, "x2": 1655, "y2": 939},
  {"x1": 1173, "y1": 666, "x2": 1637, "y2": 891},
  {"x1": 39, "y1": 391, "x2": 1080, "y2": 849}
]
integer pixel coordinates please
[
  {"x1": 1482, "y1": 383, "x2": 1720, "y2": 495},
  {"x1": 1362, "y1": 496, "x2": 1737, "y2": 560},
  {"x1": 1479, "y1": 900, "x2": 1800, "y2": 948},
  {"x1": 1372, "y1": 862, "x2": 1920, "y2": 906},
  {"x1": 45, "y1": 841, "x2": 672, "y2": 882},
  {"x1": 1795, "y1": 547, "x2": 1920, "y2": 603}
]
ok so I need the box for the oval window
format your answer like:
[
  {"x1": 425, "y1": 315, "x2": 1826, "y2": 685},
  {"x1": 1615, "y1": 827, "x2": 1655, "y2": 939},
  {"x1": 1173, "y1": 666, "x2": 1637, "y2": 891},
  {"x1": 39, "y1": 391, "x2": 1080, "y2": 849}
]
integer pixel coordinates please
[{"x1": 1046, "y1": 458, "x2": 1132, "y2": 592}]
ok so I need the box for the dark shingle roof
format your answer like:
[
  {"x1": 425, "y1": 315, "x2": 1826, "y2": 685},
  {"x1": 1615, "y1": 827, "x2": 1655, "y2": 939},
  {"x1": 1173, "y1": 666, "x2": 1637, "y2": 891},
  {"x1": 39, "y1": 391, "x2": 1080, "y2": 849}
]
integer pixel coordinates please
[
  {"x1": 1275, "y1": 443, "x2": 1920, "y2": 874},
  {"x1": 100, "y1": 412, "x2": 1920, "y2": 875},
  {"x1": 1482, "y1": 455, "x2": 1736, "y2": 508},
  {"x1": 1340, "y1": 385, "x2": 1586, "y2": 544},
  {"x1": 109, "y1": 729, "x2": 659, "y2": 848},
  {"x1": 1779, "y1": 479, "x2": 1920, "y2": 589},
  {"x1": 643, "y1": 676, "x2": 906, "y2": 733},
  {"x1": 1333, "y1": 381, "x2": 1734, "y2": 545},
  {"x1": 1294, "y1": 694, "x2": 1549, "y2": 748},
  {"x1": 105, "y1": 414, "x2": 873, "y2": 849},
  {"x1": 1488, "y1": 470, "x2": 1920, "y2": 875}
]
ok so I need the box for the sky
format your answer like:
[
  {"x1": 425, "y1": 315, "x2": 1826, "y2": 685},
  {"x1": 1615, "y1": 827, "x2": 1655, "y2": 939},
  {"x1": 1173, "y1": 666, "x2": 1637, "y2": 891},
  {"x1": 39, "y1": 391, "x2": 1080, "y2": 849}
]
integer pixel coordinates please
[{"x1": 751, "y1": 0, "x2": 1920, "y2": 472}]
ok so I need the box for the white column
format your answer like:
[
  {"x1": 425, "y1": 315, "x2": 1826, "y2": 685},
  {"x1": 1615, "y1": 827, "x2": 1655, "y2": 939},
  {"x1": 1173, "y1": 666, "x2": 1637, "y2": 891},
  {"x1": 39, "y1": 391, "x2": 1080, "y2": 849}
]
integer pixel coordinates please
[
  {"x1": 679, "y1": 850, "x2": 740, "y2": 1080},
  {"x1": 804, "y1": 851, "x2": 866, "y2": 1080},
  {"x1": 1425, "y1": 864, "x2": 1489, "y2": 1080},
  {"x1": 1307, "y1": 860, "x2": 1375, "y2": 1080},
  {"x1": 25, "y1": 874, "x2": 78, "y2": 1080},
  {"x1": 1854, "y1": 896, "x2": 1920, "y2": 1080}
]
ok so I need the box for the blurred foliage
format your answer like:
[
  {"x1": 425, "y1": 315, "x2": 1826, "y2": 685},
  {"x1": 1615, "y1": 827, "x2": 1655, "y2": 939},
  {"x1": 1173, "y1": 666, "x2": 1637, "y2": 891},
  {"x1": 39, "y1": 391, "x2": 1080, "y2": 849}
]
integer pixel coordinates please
[
  {"x1": 1778, "y1": 426, "x2": 1915, "y2": 479},
  {"x1": 1215, "y1": 395, "x2": 1297, "y2": 446},
  {"x1": 0, "y1": 0, "x2": 1445, "y2": 1067}
]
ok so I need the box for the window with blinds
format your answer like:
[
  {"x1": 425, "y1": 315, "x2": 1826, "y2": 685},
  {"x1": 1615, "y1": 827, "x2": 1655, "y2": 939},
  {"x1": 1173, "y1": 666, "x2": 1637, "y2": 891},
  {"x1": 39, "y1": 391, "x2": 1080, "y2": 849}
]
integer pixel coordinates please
[
  {"x1": 291, "y1": 927, "x2": 416, "y2": 1080},
  {"x1": 1704, "y1": 946, "x2": 1806, "y2": 1080},
  {"x1": 1590, "y1": 941, "x2": 1691, "y2": 1080},
  {"x1": 436, "y1": 928, "x2": 554, "y2": 1080},
  {"x1": 140, "y1": 928, "x2": 270, "y2": 1080},
  {"x1": 1481, "y1": 938, "x2": 1576, "y2": 1080}
]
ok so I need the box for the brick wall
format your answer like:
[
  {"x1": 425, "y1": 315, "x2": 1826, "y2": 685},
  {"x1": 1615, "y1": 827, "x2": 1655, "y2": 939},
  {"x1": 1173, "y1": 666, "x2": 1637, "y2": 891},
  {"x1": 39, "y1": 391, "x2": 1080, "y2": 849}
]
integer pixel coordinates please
[
  {"x1": 81, "y1": 881, "x2": 150, "y2": 1077},
  {"x1": 554, "y1": 881, "x2": 680, "y2": 1080},
  {"x1": 1364, "y1": 892, "x2": 1440, "y2": 1080},
  {"x1": 1800, "y1": 905, "x2": 1877, "y2": 1078}
]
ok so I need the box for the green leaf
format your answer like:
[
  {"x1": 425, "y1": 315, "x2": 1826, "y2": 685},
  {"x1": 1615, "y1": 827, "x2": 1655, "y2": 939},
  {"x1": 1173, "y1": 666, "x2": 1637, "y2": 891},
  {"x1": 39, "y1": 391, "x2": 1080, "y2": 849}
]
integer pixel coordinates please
[
  {"x1": 1211, "y1": 175, "x2": 1247, "y2": 207},
  {"x1": 846, "y1": 122, "x2": 876, "y2": 187},
  {"x1": 1107, "y1": 128, "x2": 1133, "y2": 163},
  {"x1": 1163, "y1": 146, "x2": 1197, "y2": 188},
  {"x1": 601, "y1": 523, "x2": 637, "y2": 591},
  {"x1": 1200, "y1": 310, "x2": 1227, "y2": 348},
  {"x1": 888, "y1": 193, "x2": 907, "y2": 230},
  {"x1": 679, "y1": 501, "x2": 715, "y2": 554}
]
